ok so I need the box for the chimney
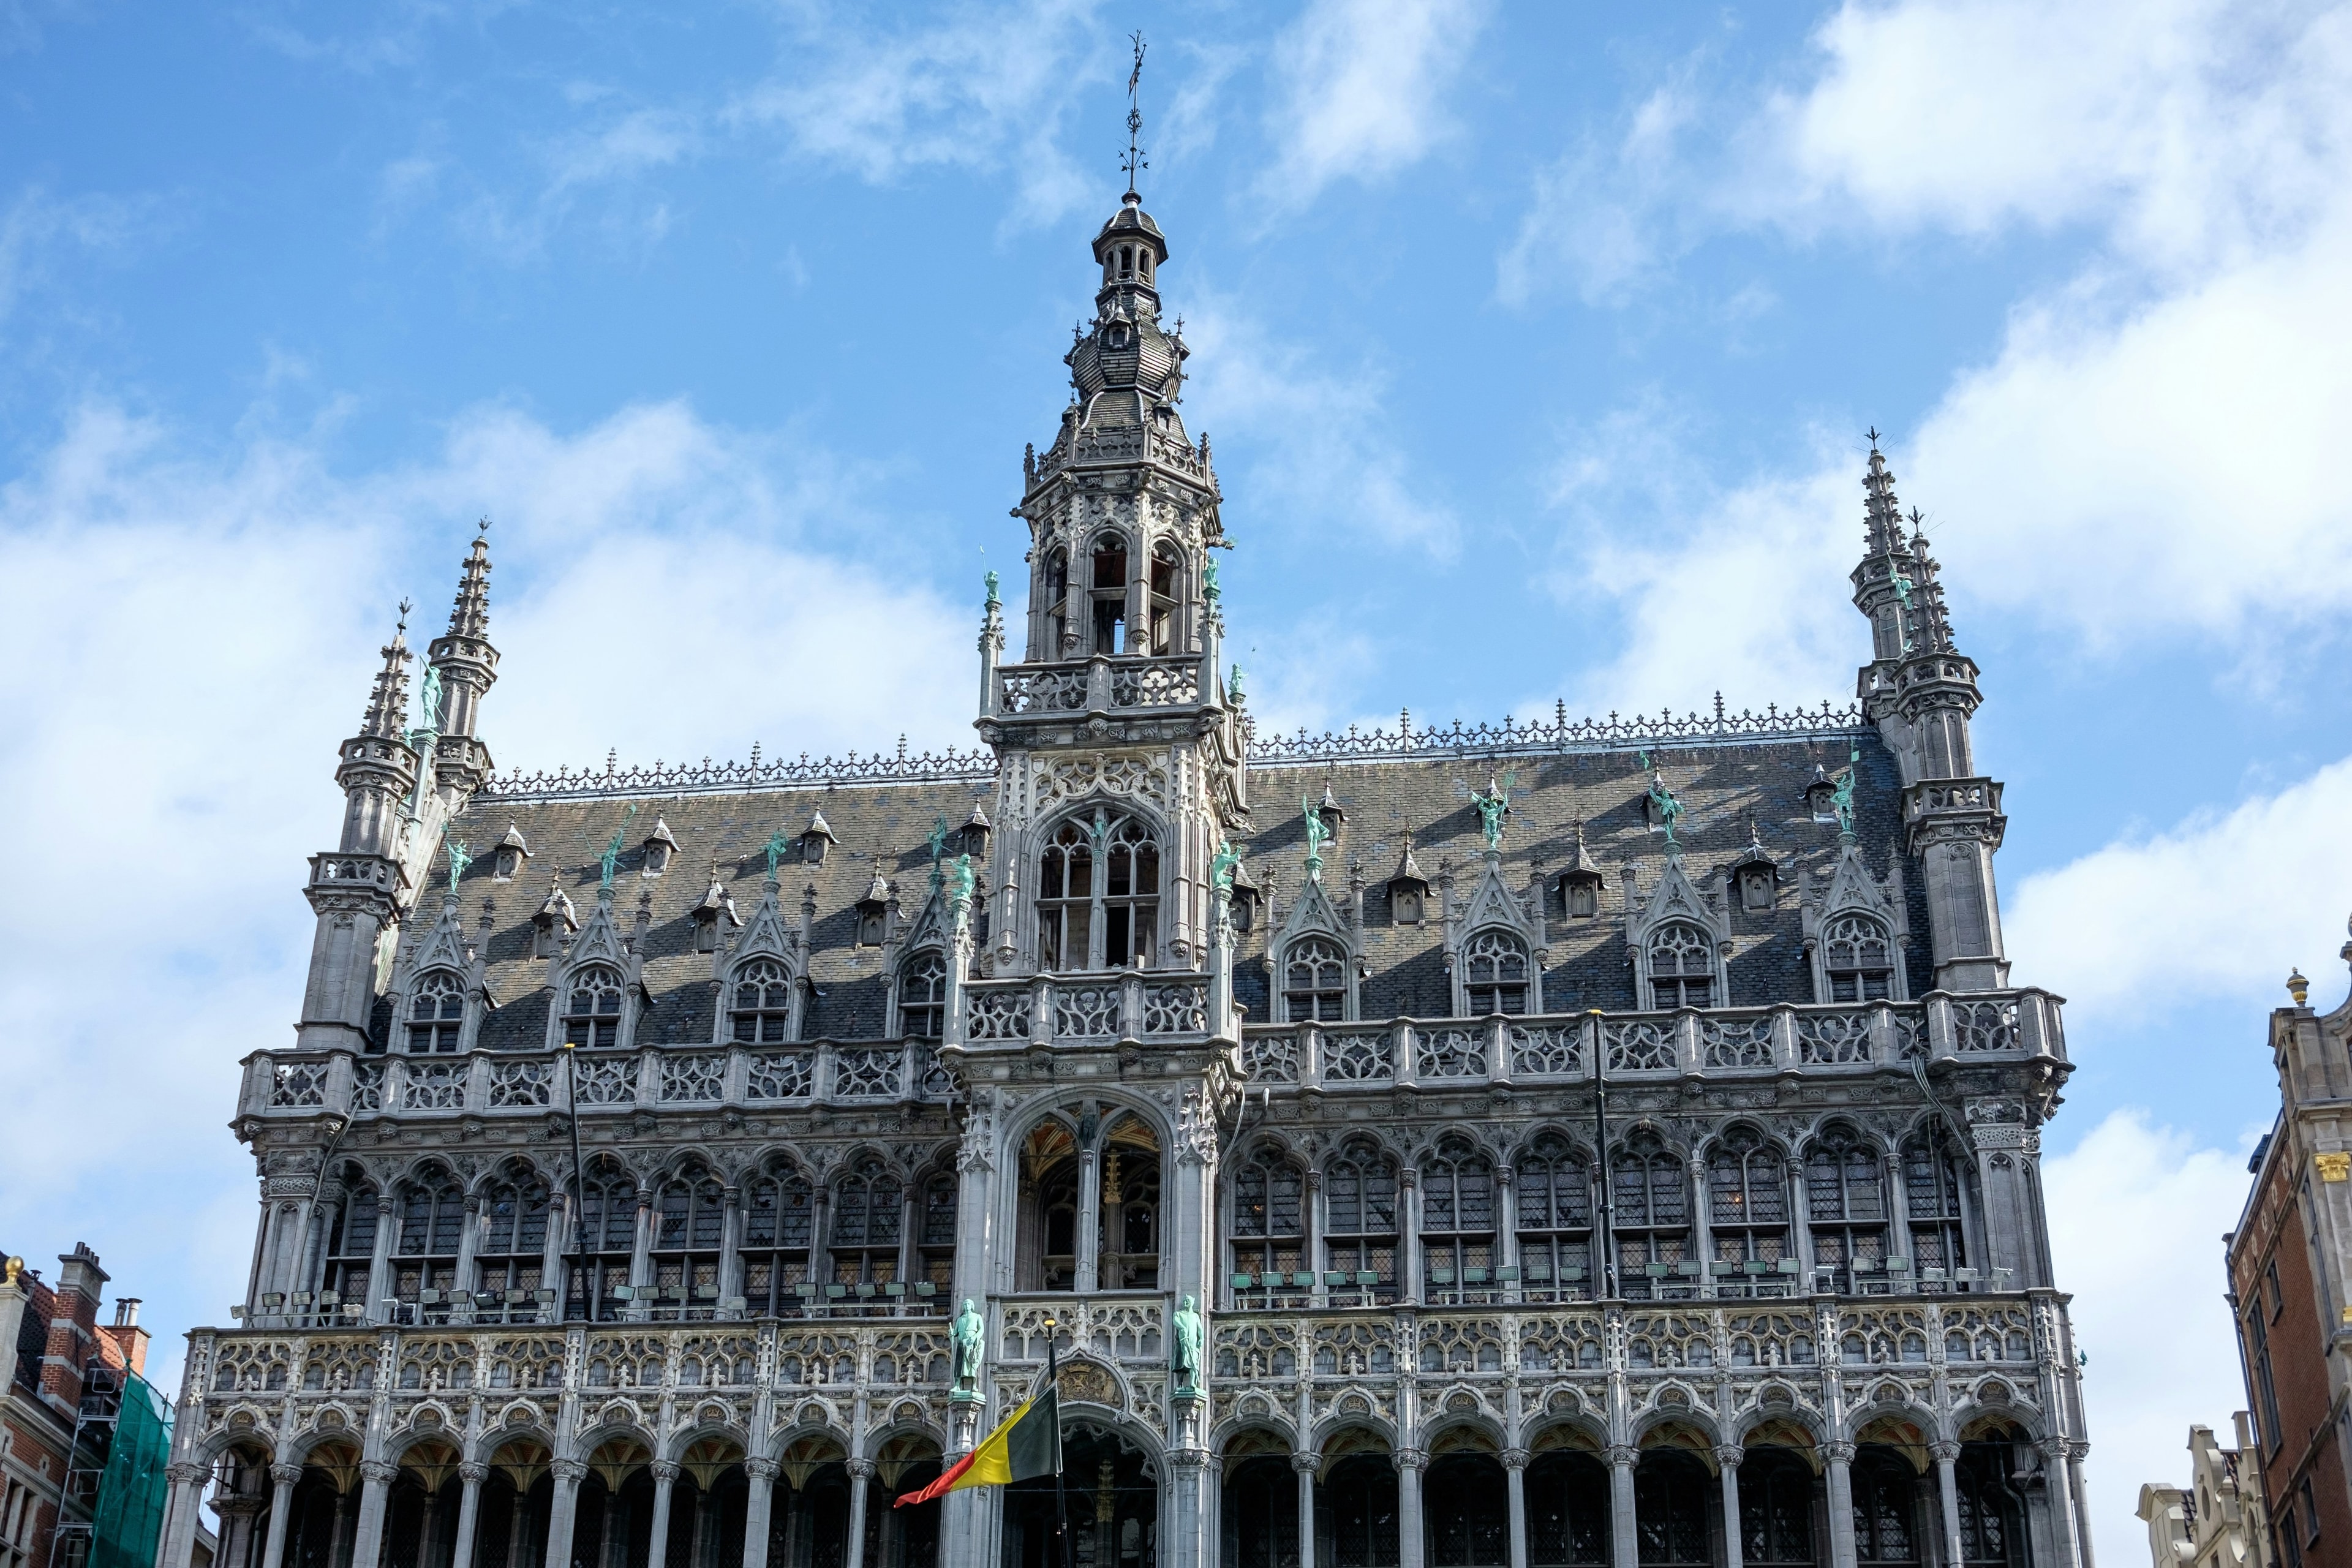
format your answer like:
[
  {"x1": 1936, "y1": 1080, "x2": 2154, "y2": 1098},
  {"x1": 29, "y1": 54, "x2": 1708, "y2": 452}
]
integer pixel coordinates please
[{"x1": 114, "y1": 1298, "x2": 140, "y2": 1327}]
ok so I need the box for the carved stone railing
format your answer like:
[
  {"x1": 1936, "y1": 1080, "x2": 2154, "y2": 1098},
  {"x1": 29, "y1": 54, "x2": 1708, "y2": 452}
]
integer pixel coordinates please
[
  {"x1": 1237, "y1": 990, "x2": 2064, "y2": 1091},
  {"x1": 958, "y1": 974, "x2": 1213, "y2": 1049},
  {"x1": 241, "y1": 1039, "x2": 954, "y2": 1123},
  {"x1": 995, "y1": 655, "x2": 1205, "y2": 717}
]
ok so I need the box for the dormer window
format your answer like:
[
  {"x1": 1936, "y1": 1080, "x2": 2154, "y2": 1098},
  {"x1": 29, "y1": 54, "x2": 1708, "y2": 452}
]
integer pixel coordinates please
[
  {"x1": 1805, "y1": 767, "x2": 1839, "y2": 823},
  {"x1": 855, "y1": 871, "x2": 890, "y2": 947},
  {"x1": 407, "y1": 971, "x2": 464, "y2": 1054},
  {"x1": 1647, "y1": 922, "x2": 1714, "y2": 1010},
  {"x1": 1562, "y1": 875, "x2": 1600, "y2": 919},
  {"x1": 690, "y1": 875, "x2": 738, "y2": 954},
  {"x1": 1463, "y1": 930, "x2": 1530, "y2": 1016},
  {"x1": 901, "y1": 951, "x2": 948, "y2": 1039},
  {"x1": 1281, "y1": 937, "x2": 1346, "y2": 1023},
  {"x1": 1823, "y1": 915, "x2": 1894, "y2": 1002},
  {"x1": 1393, "y1": 885, "x2": 1424, "y2": 925},
  {"x1": 641, "y1": 818, "x2": 679, "y2": 876},
  {"x1": 1387, "y1": 829, "x2": 1429, "y2": 926},
  {"x1": 531, "y1": 882, "x2": 578, "y2": 960},
  {"x1": 730, "y1": 960, "x2": 794, "y2": 1044},
  {"x1": 1739, "y1": 867, "x2": 1774, "y2": 911},
  {"x1": 962, "y1": 805, "x2": 992, "y2": 861},
  {"x1": 562, "y1": 967, "x2": 624, "y2": 1049},
  {"x1": 1228, "y1": 860, "x2": 1259, "y2": 933},
  {"x1": 802, "y1": 812, "x2": 837, "y2": 866},
  {"x1": 494, "y1": 824, "x2": 530, "y2": 882}
]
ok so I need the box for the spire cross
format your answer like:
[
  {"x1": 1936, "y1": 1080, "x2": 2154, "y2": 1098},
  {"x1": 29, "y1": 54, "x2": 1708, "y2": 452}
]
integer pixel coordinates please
[{"x1": 1121, "y1": 31, "x2": 1148, "y2": 196}]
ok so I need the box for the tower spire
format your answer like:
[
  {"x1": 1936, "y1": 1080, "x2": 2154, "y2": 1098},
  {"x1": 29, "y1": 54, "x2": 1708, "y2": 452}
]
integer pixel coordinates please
[
  {"x1": 1861, "y1": 429, "x2": 1905, "y2": 559},
  {"x1": 427, "y1": 519, "x2": 502, "y2": 787},
  {"x1": 358, "y1": 601, "x2": 413, "y2": 741}
]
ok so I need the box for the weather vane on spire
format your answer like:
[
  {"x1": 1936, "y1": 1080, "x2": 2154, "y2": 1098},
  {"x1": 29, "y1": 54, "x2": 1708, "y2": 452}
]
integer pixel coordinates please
[{"x1": 1121, "y1": 31, "x2": 1148, "y2": 197}]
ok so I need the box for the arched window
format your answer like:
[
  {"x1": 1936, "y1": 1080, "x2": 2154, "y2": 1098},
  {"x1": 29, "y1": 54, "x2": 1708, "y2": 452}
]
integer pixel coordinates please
[
  {"x1": 742, "y1": 1161, "x2": 815, "y2": 1316},
  {"x1": 729, "y1": 959, "x2": 793, "y2": 1044},
  {"x1": 1090, "y1": 534, "x2": 1128, "y2": 654},
  {"x1": 1325, "y1": 1140, "x2": 1399, "y2": 1299},
  {"x1": 831, "y1": 1157, "x2": 904, "y2": 1292},
  {"x1": 1044, "y1": 548, "x2": 1072, "y2": 657},
  {"x1": 390, "y1": 1167, "x2": 465, "y2": 1316},
  {"x1": 916, "y1": 1172, "x2": 957, "y2": 1299},
  {"x1": 1323, "y1": 1455, "x2": 1401, "y2": 1568},
  {"x1": 1902, "y1": 1129, "x2": 1969, "y2": 1276},
  {"x1": 1852, "y1": 1452, "x2": 1921, "y2": 1566},
  {"x1": 1738, "y1": 1450, "x2": 1817, "y2": 1566},
  {"x1": 1646, "y1": 924, "x2": 1714, "y2": 1009},
  {"x1": 1283, "y1": 937, "x2": 1346, "y2": 1022},
  {"x1": 1020, "y1": 1118, "x2": 1080, "y2": 1293},
  {"x1": 1224, "y1": 1456, "x2": 1298, "y2": 1568},
  {"x1": 900, "y1": 951, "x2": 948, "y2": 1039},
  {"x1": 1708, "y1": 1126, "x2": 1790, "y2": 1276},
  {"x1": 1515, "y1": 1134, "x2": 1592, "y2": 1301},
  {"x1": 1825, "y1": 914, "x2": 1896, "y2": 1002},
  {"x1": 1527, "y1": 1452, "x2": 1610, "y2": 1565},
  {"x1": 406, "y1": 971, "x2": 464, "y2": 1054},
  {"x1": 1610, "y1": 1131, "x2": 1688, "y2": 1299},
  {"x1": 1954, "y1": 1439, "x2": 2027, "y2": 1567},
  {"x1": 324, "y1": 1181, "x2": 379, "y2": 1313},
  {"x1": 1036, "y1": 812, "x2": 1159, "y2": 971},
  {"x1": 1427, "y1": 1453, "x2": 1507, "y2": 1568},
  {"x1": 566, "y1": 1161, "x2": 638, "y2": 1322},
  {"x1": 653, "y1": 1161, "x2": 727, "y2": 1317},
  {"x1": 1148, "y1": 543, "x2": 1181, "y2": 655},
  {"x1": 1232, "y1": 1147, "x2": 1305, "y2": 1295},
  {"x1": 1099, "y1": 1114, "x2": 1162, "y2": 1291},
  {"x1": 477, "y1": 1171, "x2": 548, "y2": 1322},
  {"x1": 1420, "y1": 1137, "x2": 1494, "y2": 1300},
  {"x1": 1632, "y1": 1453, "x2": 1711, "y2": 1567},
  {"x1": 1463, "y1": 930, "x2": 1530, "y2": 1016},
  {"x1": 562, "y1": 965, "x2": 625, "y2": 1049},
  {"x1": 1805, "y1": 1125, "x2": 1888, "y2": 1283}
]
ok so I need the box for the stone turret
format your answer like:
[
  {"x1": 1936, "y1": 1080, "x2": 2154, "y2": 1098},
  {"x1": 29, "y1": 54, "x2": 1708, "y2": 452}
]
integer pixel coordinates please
[
  {"x1": 426, "y1": 523, "x2": 499, "y2": 794},
  {"x1": 1850, "y1": 440, "x2": 2008, "y2": 990}
]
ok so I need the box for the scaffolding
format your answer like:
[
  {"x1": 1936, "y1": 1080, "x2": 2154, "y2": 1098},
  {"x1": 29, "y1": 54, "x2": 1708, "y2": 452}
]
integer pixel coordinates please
[{"x1": 47, "y1": 1362, "x2": 173, "y2": 1568}]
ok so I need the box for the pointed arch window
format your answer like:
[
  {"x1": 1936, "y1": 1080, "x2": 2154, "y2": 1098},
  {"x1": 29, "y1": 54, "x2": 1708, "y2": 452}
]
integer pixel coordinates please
[
  {"x1": 1954, "y1": 1440, "x2": 2026, "y2": 1566},
  {"x1": 1419, "y1": 1136, "x2": 1494, "y2": 1298},
  {"x1": 1463, "y1": 930, "x2": 1530, "y2": 1016},
  {"x1": 1323, "y1": 1140, "x2": 1398, "y2": 1299},
  {"x1": 1019, "y1": 1119, "x2": 1080, "y2": 1292},
  {"x1": 916, "y1": 1172, "x2": 957, "y2": 1298},
  {"x1": 1708, "y1": 1126, "x2": 1790, "y2": 1278},
  {"x1": 1902, "y1": 1129, "x2": 1969, "y2": 1276},
  {"x1": 900, "y1": 951, "x2": 948, "y2": 1040},
  {"x1": 476, "y1": 1172, "x2": 548, "y2": 1322},
  {"x1": 324, "y1": 1182, "x2": 380, "y2": 1313},
  {"x1": 1090, "y1": 533, "x2": 1128, "y2": 654},
  {"x1": 1099, "y1": 1113, "x2": 1163, "y2": 1291},
  {"x1": 1850, "y1": 1452, "x2": 1919, "y2": 1566},
  {"x1": 831, "y1": 1157, "x2": 904, "y2": 1293},
  {"x1": 390, "y1": 1167, "x2": 466, "y2": 1317},
  {"x1": 1044, "y1": 548, "x2": 1072, "y2": 657},
  {"x1": 1515, "y1": 1133, "x2": 1592, "y2": 1300},
  {"x1": 562, "y1": 965, "x2": 624, "y2": 1049},
  {"x1": 1610, "y1": 1130, "x2": 1689, "y2": 1298},
  {"x1": 1231, "y1": 1147, "x2": 1305, "y2": 1292},
  {"x1": 1804, "y1": 1125, "x2": 1888, "y2": 1284},
  {"x1": 729, "y1": 959, "x2": 794, "y2": 1044},
  {"x1": 653, "y1": 1161, "x2": 727, "y2": 1318},
  {"x1": 1148, "y1": 543, "x2": 1181, "y2": 654},
  {"x1": 742, "y1": 1161, "x2": 815, "y2": 1316},
  {"x1": 1737, "y1": 1450, "x2": 1817, "y2": 1567},
  {"x1": 565, "y1": 1161, "x2": 638, "y2": 1322},
  {"x1": 1281, "y1": 937, "x2": 1346, "y2": 1022},
  {"x1": 406, "y1": 971, "x2": 464, "y2": 1054},
  {"x1": 1036, "y1": 812, "x2": 1159, "y2": 971},
  {"x1": 1824, "y1": 914, "x2": 1896, "y2": 1002},
  {"x1": 1646, "y1": 923, "x2": 1715, "y2": 1009}
]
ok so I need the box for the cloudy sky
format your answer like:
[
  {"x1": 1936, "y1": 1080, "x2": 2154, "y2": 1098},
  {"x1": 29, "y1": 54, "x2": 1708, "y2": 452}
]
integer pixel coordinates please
[{"x1": 5, "y1": 0, "x2": 2349, "y2": 1549}]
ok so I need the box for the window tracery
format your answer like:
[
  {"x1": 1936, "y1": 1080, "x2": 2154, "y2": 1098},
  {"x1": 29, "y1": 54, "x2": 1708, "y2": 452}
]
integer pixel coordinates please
[
  {"x1": 900, "y1": 951, "x2": 948, "y2": 1040},
  {"x1": 1611, "y1": 1130, "x2": 1688, "y2": 1297},
  {"x1": 561, "y1": 965, "x2": 625, "y2": 1049},
  {"x1": 1036, "y1": 811, "x2": 1159, "y2": 970},
  {"x1": 1823, "y1": 913, "x2": 1896, "y2": 1002},
  {"x1": 1419, "y1": 1137, "x2": 1494, "y2": 1297},
  {"x1": 1646, "y1": 923, "x2": 1714, "y2": 1009},
  {"x1": 1099, "y1": 1113, "x2": 1162, "y2": 1291},
  {"x1": 1281, "y1": 937, "x2": 1346, "y2": 1022},
  {"x1": 1515, "y1": 1133, "x2": 1592, "y2": 1300},
  {"x1": 475, "y1": 1171, "x2": 547, "y2": 1321},
  {"x1": 1902, "y1": 1130, "x2": 1969, "y2": 1276},
  {"x1": 1805, "y1": 1125, "x2": 1888, "y2": 1280},
  {"x1": 1463, "y1": 929, "x2": 1530, "y2": 1015},
  {"x1": 323, "y1": 1181, "x2": 379, "y2": 1311},
  {"x1": 1147, "y1": 543, "x2": 1181, "y2": 655},
  {"x1": 729, "y1": 959, "x2": 793, "y2": 1045},
  {"x1": 742, "y1": 1160, "x2": 815, "y2": 1316},
  {"x1": 831, "y1": 1156, "x2": 904, "y2": 1292},
  {"x1": 1231, "y1": 1147, "x2": 1305, "y2": 1291},
  {"x1": 1324, "y1": 1139, "x2": 1398, "y2": 1299},
  {"x1": 405, "y1": 971, "x2": 464, "y2": 1054},
  {"x1": 653, "y1": 1161, "x2": 726, "y2": 1317},
  {"x1": 1708, "y1": 1126, "x2": 1790, "y2": 1273},
  {"x1": 390, "y1": 1167, "x2": 465, "y2": 1316},
  {"x1": 565, "y1": 1159, "x2": 638, "y2": 1322}
]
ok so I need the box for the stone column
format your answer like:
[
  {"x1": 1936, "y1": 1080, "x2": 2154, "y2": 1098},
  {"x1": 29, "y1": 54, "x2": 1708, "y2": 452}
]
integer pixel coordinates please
[
  {"x1": 1399, "y1": 1169, "x2": 1423, "y2": 1302},
  {"x1": 1880, "y1": 1152, "x2": 1912, "y2": 1278},
  {"x1": 1714, "y1": 1447, "x2": 1743, "y2": 1568},
  {"x1": 629, "y1": 1189, "x2": 657, "y2": 1321},
  {"x1": 1395, "y1": 1450, "x2": 1427, "y2": 1568},
  {"x1": 1496, "y1": 1169, "x2": 1520, "y2": 1292},
  {"x1": 1075, "y1": 1146, "x2": 1101, "y2": 1294},
  {"x1": 1605, "y1": 1447, "x2": 1637, "y2": 1568},
  {"x1": 2067, "y1": 1444, "x2": 2095, "y2": 1568},
  {"x1": 1687, "y1": 1159, "x2": 1713, "y2": 1296},
  {"x1": 352, "y1": 1461, "x2": 398, "y2": 1568},
  {"x1": 1303, "y1": 1170, "x2": 1325, "y2": 1302},
  {"x1": 262, "y1": 1464, "x2": 303, "y2": 1568},
  {"x1": 1292, "y1": 1455, "x2": 1319, "y2": 1568},
  {"x1": 2040, "y1": 1439, "x2": 2087, "y2": 1568},
  {"x1": 1502, "y1": 1450, "x2": 1530, "y2": 1568},
  {"x1": 217, "y1": 1497, "x2": 265, "y2": 1568},
  {"x1": 643, "y1": 1462, "x2": 678, "y2": 1568},
  {"x1": 450, "y1": 1465, "x2": 486, "y2": 1568},
  {"x1": 742, "y1": 1459, "x2": 779, "y2": 1568},
  {"x1": 419, "y1": 1488, "x2": 443, "y2": 1568},
  {"x1": 543, "y1": 1460, "x2": 586, "y2": 1568},
  {"x1": 368, "y1": 1197, "x2": 399, "y2": 1321},
  {"x1": 845, "y1": 1459, "x2": 875, "y2": 1568},
  {"x1": 1822, "y1": 1442, "x2": 1858, "y2": 1568},
  {"x1": 333, "y1": 1484, "x2": 356, "y2": 1568},
  {"x1": 718, "y1": 1191, "x2": 745, "y2": 1307},
  {"x1": 1930, "y1": 1443, "x2": 1964, "y2": 1568}
]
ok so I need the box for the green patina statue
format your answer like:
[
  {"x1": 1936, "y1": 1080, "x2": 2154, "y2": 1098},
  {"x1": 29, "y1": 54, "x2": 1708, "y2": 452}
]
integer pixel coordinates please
[
  {"x1": 1229, "y1": 663, "x2": 1245, "y2": 703},
  {"x1": 762, "y1": 826, "x2": 791, "y2": 879},
  {"x1": 599, "y1": 804, "x2": 639, "y2": 890},
  {"x1": 950, "y1": 1297, "x2": 986, "y2": 1390},
  {"x1": 1302, "y1": 793, "x2": 1330, "y2": 878},
  {"x1": 445, "y1": 837, "x2": 471, "y2": 892},
  {"x1": 1172, "y1": 1294, "x2": 1204, "y2": 1394},
  {"x1": 948, "y1": 852, "x2": 976, "y2": 910},
  {"x1": 1471, "y1": 775, "x2": 1513, "y2": 852},
  {"x1": 1210, "y1": 839, "x2": 1241, "y2": 896},
  {"x1": 1648, "y1": 769, "x2": 1686, "y2": 848},
  {"x1": 1888, "y1": 563, "x2": 1916, "y2": 652},
  {"x1": 409, "y1": 663, "x2": 443, "y2": 748},
  {"x1": 984, "y1": 569, "x2": 1000, "y2": 608},
  {"x1": 1831, "y1": 744, "x2": 1861, "y2": 836},
  {"x1": 1202, "y1": 556, "x2": 1220, "y2": 601}
]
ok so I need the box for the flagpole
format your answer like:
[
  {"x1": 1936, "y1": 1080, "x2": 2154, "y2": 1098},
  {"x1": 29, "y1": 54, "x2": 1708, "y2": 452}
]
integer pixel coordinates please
[{"x1": 1045, "y1": 1316, "x2": 1072, "y2": 1568}]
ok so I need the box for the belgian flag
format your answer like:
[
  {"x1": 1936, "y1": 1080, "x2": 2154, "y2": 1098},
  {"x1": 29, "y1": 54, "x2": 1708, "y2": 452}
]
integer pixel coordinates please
[{"x1": 894, "y1": 1388, "x2": 1061, "y2": 1507}]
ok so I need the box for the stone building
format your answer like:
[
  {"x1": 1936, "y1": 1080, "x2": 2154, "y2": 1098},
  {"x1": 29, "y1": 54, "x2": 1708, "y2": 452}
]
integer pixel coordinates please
[
  {"x1": 2225, "y1": 959, "x2": 2352, "y2": 1567},
  {"x1": 162, "y1": 182, "x2": 2091, "y2": 1568},
  {"x1": 2134, "y1": 1416, "x2": 2269, "y2": 1568}
]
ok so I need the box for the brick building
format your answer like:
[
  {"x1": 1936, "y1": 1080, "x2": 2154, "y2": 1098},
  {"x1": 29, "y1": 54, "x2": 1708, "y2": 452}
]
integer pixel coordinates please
[
  {"x1": 2227, "y1": 962, "x2": 2352, "y2": 1567},
  {"x1": 0, "y1": 1244, "x2": 170, "y2": 1568}
]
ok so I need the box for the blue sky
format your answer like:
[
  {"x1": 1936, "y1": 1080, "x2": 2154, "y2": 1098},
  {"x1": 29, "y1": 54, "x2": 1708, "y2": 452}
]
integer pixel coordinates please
[{"x1": 6, "y1": 0, "x2": 2351, "y2": 1548}]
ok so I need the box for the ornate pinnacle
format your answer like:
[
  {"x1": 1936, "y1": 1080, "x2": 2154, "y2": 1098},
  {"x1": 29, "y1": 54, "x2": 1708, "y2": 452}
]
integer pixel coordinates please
[
  {"x1": 446, "y1": 521, "x2": 492, "y2": 640},
  {"x1": 358, "y1": 605, "x2": 413, "y2": 741},
  {"x1": 1861, "y1": 439, "x2": 1905, "y2": 559}
]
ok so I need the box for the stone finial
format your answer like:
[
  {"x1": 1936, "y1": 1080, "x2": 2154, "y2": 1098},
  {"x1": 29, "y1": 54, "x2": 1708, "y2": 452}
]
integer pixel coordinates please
[
  {"x1": 2288, "y1": 968, "x2": 2310, "y2": 1006},
  {"x1": 356, "y1": 608, "x2": 413, "y2": 741},
  {"x1": 445, "y1": 522, "x2": 492, "y2": 641}
]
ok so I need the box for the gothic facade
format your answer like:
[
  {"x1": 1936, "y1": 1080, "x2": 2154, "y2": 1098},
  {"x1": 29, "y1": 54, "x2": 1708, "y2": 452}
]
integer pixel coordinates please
[{"x1": 162, "y1": 187, "x2": 2091, "y2": 1568}]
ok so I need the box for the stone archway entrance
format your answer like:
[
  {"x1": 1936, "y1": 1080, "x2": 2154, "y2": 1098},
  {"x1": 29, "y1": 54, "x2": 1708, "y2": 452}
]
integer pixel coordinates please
[{"x1": 1001, "y1": 1424, "x2": 1157, "y2": 1568}]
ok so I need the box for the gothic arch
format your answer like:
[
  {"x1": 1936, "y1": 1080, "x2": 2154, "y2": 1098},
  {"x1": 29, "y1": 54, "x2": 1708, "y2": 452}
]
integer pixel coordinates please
[
  {"x1": 1630, "y1": 1408, "x2": 1727, "y2": 1457},
  {"x1": 1031, "y1": 802, "x2": 1167, "y2": 971}
]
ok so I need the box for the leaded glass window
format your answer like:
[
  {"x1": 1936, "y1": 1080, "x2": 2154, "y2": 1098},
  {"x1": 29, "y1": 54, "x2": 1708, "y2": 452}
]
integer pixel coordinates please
[
  {"x1": 561, "y1": 965, "x2": 625, "y2": 1049},
  {"x1": 652, "y1": 1161, "x2": 726, "y2": 1317},
  {"x1": 1806, "y1": 1124, "x2": 1888, "y2": 1276},
  {"x1": 1325, "y1": 1140, "x2": 1398, "y2": 1297},
  {"x1": 1825, "y1": 914, "x2": 1896, "y2": 1002},
  {"x1": 1708, "y1": 1125, "x2": 1790, "y2": 1265},
  {"x1": 742, "y1": 1161, "x2": 815, "y2": 1316},
  {"x1": 406, "y1": 971, "x2": 464, "y2": 1054},
  {"x1": 831, "y1": 1157, "x2": 903, "y2": 1288},
  {"x1": 1902, "y1": 1130, "x2": 1969, "y2": 1275},
  {"x1": 1515, "y1": 1134, "x2": 1592, "y2": 1298},
  {"x1": 729, "y1": 958, "x2": 794, "y2": 1044},
  {"x1": 1232, "y1": 1147, "x2": 1305, "y2": 1287},
  {"x1": 1283, "y1": 937, "x2": 1346, "y2": 1022},
  {"x1": 1420, "y1": 1136, "x2": 1494, "y2": 1296},
  {"x1": 1036, "y1": 811, "x2": 1159, "y2": 970},
  {"x1": 1633, "y1": 1455, "x2": 1709, "y2": 1566},
  {"x1": 900, "y1": 951, "x2": 948, "y2": 1039},
  {"x1": 1646, "y1": 923, "x2": 1714, "y2": 1009},
  {"x1": 1611, "y1": 1130, "x2": 1688, "y2": 1297},
  {"x1": 1463, "y1": 930, "x2": 1529, "y2": 1015}
]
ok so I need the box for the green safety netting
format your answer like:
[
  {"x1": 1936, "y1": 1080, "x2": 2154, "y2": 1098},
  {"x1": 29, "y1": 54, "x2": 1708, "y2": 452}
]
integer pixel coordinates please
[{"x1": 88, "y1": 1369, "x2": 173, "y2": 1568}]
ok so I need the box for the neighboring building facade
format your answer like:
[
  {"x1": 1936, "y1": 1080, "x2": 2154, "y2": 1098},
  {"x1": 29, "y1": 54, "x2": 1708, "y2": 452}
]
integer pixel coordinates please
[
  {"x1": 2225, "y1": 964, "x2": 2352, "y2": 1567},
  {"x1": 1, "y1": 1245, "x2": 168, "y2": 1568},
  {"x1": 163, "y1": 183, "x2": 2092, "y2": 1568},
  {"x1": 2135, "y1": 1417, "x2": 2269, "y2": 1568}
]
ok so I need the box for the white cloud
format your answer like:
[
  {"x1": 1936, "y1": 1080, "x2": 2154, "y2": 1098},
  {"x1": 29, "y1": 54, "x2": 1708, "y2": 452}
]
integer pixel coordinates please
[
  {"x1": 2007, "y1": 754, "x2": 2352, "y2": 1022},
  {"x1": 1183, "y1": 300, "x2": 1459, "y2": 558},
  {"x1": 2044, "y1": 1109, "x2": 2255, "y2": 1565},
  {"x1": 732, "y1": 0, "x2": 1105, "y2": 227},
  {"x1": 1257, "y1": 0, "x2": 1490, "y2": 211},
  {"x1": 0, "y1": 185, "x2": 151, "y2": 326},
  {"x1": 0, "y1": 394, "x2": 970, "y2": 1395}
]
